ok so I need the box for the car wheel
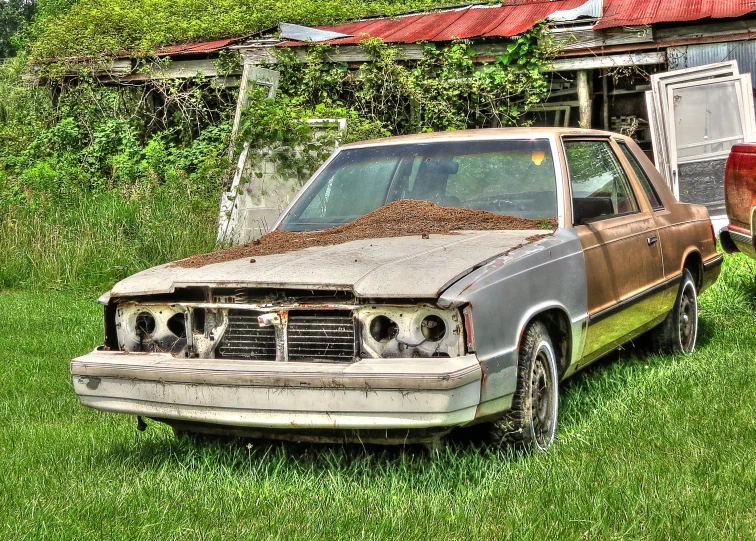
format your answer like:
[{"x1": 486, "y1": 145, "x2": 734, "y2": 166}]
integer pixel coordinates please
[
  {"x1": 650, "y1": 269, "x2": 698, "y2": 354},
  {"x1": 489, "y1": 321, "x2": 559, "y2": 451}
]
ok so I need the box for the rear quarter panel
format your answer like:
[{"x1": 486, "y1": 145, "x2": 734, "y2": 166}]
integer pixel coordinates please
[
  {"x1": 616, "y1": 135, "x2": 718, "y2": 287},
  {"x1": 655, "y1": 202, "x2": 717, "y2": 283}
]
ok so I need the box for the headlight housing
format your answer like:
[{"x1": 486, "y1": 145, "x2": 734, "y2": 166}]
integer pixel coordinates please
[
  {"x1": 115, "y1": 304, "x2": 188, "y2": 353},
  {"x1": 357, "y1": 305, "x2": 464, "y2": 358}
]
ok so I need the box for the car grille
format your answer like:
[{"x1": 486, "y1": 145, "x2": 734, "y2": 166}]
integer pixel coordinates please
[
  {"x1": 216, "y1": 309, "x2": 356, "y2": 362},
  {"x1": 217, "y1": 310, "x2": 277, "y2": 359},
  {"x1": 288, "y1": 311, "x2": 356, "y2": 362}
]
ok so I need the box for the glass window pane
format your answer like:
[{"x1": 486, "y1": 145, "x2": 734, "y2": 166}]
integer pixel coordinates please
[
  {"x1": 617, "y1": 142, "x2": 664, "y2": 210},
  {"x1": 671, "y1": 81, "x2": 745, "y2": 160},
  {"x1": 281, "y1": 140, "x2": 559, "y2": 231},
  {"x1": 565, "y1": 140, "x2": 639, "y2": 221}
]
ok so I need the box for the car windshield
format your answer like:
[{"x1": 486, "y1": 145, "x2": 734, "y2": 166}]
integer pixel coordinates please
[{"x1": 279, "y1": 139, "x2": 558, "y2": 232}]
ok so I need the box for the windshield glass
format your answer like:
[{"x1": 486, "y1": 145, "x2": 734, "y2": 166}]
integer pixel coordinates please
[{"x1": 279, "y1": 139, "x2": 558, "y2": 232}]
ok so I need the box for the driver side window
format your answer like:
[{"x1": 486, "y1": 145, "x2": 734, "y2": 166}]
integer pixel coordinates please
[{"x1": 565, "y1": 139, "x2": 639, "y2": 222}]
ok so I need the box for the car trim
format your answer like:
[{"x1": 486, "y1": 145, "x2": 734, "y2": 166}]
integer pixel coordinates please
[
  {"x1": 728, "y1": 223, "x2": 752, "y2": 237},
  {"x1": 588, "y1": 274, "x2": 682, "y2": 325},
  {"x1": 703, "y1": 253, "x2": 724, "y2": 272}
]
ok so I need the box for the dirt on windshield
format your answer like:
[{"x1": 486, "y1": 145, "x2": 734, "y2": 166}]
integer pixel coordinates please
[{"x1": 174, "y1": 200, "x2": 556, "y2": 268}]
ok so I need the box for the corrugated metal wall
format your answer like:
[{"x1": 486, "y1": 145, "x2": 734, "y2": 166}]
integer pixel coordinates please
[{"x1": 668, "y1": 41, "x2": 756, "y2": 88}]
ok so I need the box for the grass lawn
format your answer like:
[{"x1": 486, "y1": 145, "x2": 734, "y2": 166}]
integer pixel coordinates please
[{"x1": 2, "y1": 253, "x2": 756, "y2": 540}]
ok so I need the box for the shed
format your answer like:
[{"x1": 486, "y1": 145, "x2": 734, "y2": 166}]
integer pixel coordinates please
[{"x1": 234, "y1": 0, "x2": 756, "y2": 216}]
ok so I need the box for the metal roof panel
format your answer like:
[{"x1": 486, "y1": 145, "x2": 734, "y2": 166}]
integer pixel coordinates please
[
  {"x1": 156, "y1": 37, "x2": 243, "y2": 56},
  {"x1": 281, "y1": 0, "x2": 756, "y2": 47},
  {"x1": 595, "y1": 0, "x2": 756, "y2": 29}
]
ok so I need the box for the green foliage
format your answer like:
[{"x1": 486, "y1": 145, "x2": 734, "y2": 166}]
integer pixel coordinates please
[
  {"x1": 267, "y1": 25, "x2": 555, "y2": 136},
  {"x1": 236, "y1": 88, "x2": 387, "y2": 190},
  {"x1": 31, "y1": 0, "x2": 460, "y2": 59},
  {"x1": 0, "y1": 0, "x2": 35, "y2": 57},
  {"x1": 231, "y1": 27, "x2": 555, "y2": 194},
  {"x1": 0, "y1": 54, "x2": 233, "y2": 289},
  {"x1": 0, "y1": 190, "x2": 219, "y2": 290},
  {"x1": 0, "y1": 111, "x2": 230, "y2": 289}
]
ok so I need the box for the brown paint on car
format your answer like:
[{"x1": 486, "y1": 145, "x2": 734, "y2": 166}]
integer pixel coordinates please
[{"x1": 560, "y1": 132, "x2": 720, "y2": 365}]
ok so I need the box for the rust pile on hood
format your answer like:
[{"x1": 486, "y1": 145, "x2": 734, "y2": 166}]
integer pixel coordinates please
[{"x1": 174, "y1": 200, "x2": 556, "y2": 269}]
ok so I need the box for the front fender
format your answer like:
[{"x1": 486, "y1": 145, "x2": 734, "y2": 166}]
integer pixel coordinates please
[{"x1": 439, "y1": 229, "x2": 588, "y2": 410}]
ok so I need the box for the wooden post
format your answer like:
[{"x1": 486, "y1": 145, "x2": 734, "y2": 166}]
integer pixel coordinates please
[
  {"x1": 577, "y1": 70, "x2": 592, "y2": 129},
  {"x1": 602, "y1": 69, "x2": 610, "y2": 131}
]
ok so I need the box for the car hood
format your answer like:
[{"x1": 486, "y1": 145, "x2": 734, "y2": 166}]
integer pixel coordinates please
[{"x1": 110, "y1": 230, "x2": 545, "y2": 299}]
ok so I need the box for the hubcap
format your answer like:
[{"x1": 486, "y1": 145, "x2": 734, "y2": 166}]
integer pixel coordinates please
[
  {"x1": 530, "y1": 348, "x2": 555, "y2": 448},
  {"x1": 678, "y1": 283, "x2": 697, "y2": 351}
]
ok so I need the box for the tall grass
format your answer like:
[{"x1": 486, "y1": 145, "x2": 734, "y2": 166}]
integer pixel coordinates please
[{"x1": 0, "y1": 189, "x2": 218, "y2": 291}]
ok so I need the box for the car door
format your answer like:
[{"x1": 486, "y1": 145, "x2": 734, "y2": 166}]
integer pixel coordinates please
[{"x1": 563, "y1": 137, "x2": 666, "y2": 365}]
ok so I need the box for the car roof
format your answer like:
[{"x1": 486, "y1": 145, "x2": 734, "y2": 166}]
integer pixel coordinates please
[{"x1": 340, "y1": 127, "x2": 617, "y2": 148}]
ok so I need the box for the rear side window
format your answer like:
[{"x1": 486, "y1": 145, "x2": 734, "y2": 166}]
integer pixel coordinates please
[
  {"x1": 616, "y1": 141, "x2": 664, "y2": 210},
  {"x1": 564, "y1": 140, "x2": 639, "y2": 221}
]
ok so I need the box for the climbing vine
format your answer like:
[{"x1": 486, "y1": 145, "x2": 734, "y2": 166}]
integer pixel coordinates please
[{"x1": 234, "y1": 21, "x2": 558, "y2": 188}]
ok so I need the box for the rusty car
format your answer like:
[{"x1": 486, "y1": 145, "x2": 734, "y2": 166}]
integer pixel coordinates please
[
  {"x1": 721, "y1": 143, "x2": 756, "y2": 259},
  {"x1": 71, "y1": 128, "x2": 722, "y2": 450}
]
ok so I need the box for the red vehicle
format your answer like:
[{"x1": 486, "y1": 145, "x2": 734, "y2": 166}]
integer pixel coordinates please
[{"x1": 722, "y1": 143, "x2": 756, "y2": 258}]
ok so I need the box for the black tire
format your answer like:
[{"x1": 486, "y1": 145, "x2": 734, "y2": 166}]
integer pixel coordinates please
[
  {"x1": 649, "y1": 269, "x2": 698, "y2": 354},
  {"x1": 172, "y1": 427, "x2": 204, "y2": 442},
  {"x1": 489, "y1": 321, "x2": 559, "y2": 451}
]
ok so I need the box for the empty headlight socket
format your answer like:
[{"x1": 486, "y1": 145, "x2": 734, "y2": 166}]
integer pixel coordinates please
[
  {"x1": 369, "y1": 315, "x2": 399, "y2": 343},
  {"x1": 421, "y1": 315, "x2": 446, "y2": 342}
]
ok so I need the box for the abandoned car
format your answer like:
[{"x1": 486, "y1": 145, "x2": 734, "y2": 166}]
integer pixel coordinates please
[{"x1": 71, "y1": 128, "x2": 722, "y2": 450}]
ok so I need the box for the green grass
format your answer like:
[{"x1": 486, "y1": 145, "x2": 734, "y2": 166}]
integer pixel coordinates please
[
  {"x1": 2, "y1": 254, "x2": 756, "y2": 539},
  {"x1": 0, "y1": 191, "x2": 218, "y2": 291}
]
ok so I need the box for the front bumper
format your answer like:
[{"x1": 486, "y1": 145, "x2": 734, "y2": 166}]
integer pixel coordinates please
[{"x1": 71, "y1": 349, "x2": 483, "y2": 431}]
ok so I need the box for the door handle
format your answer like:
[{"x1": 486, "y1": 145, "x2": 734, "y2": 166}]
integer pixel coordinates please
[{"x1": 647, "y1": 236, "x2": 658, "y2": 246}]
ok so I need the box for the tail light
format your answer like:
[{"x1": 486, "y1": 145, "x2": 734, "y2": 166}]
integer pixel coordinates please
[
  {"x1": 710, "y1": 222, "x2": 716, "y2": 246},
  {"x1": 462, "y1": 305, "x2": 475, "y2": 353}
]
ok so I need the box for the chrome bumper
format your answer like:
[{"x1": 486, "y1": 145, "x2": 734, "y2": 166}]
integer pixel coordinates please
[
  {"x1": 71, "y1": 349, "x2": 483, "y2": 430},
  {"x1": 721, "y1": 226, "x2": 756, "y2": 258}
]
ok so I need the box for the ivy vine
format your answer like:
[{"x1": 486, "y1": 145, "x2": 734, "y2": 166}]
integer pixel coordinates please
[{"x1": 235, "y1": 21, "x2": 559, "y2": 192}]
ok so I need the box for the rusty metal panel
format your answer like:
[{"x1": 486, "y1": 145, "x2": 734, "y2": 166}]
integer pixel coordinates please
[
  {"x1": 283, "y1": 0, "x2": 600, "y2": 46},
  {"x1": 325, "y1": 17, "x2": 410, "y2": 45},
  {"x1": 596, "y1": 0, "x2": 756, "y2": 30},
  {"x1": 434, "y1": 7, "x2": 511, "y2": 40},
  {"x1": 385, "y1": 11, "x2": 468, "y2": 43},
  {"x1": 283, "y1": 0, "x2": 756, "y2": 48},
  {"x1": 155, "y1": 37, "x2": 244, "y2": 57},
  {"x1": 669, "y1": 41, "x2": 756, "y2": 88}
]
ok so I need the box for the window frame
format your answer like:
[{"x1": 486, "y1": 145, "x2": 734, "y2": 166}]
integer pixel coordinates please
[
  {"x1": 614, "y1": 139, "x2": 665, "y2": 212},
  {"x1": 561, "y1": 135, "x2": 642, "y2": 225}
]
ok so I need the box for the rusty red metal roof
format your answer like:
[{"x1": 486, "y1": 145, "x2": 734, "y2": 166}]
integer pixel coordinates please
[
  {"x1": 282, "y1": 0, "x2": 589, "y2": 46},
  {"x1": 595, "y1": 0, "x2": 756, "y2": 29},
  {"x1": 281, "y1": 0, "x2": 756, "y2": 46},
  {"x1": 154, "y1": 37, "x2": 245, "y2": 57}
]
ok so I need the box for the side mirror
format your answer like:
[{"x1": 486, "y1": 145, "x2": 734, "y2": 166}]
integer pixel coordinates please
[{"x1": 573, "y1": 197, "x2": 613, "y2": 225}]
